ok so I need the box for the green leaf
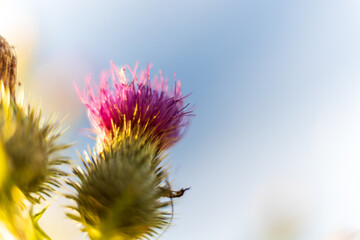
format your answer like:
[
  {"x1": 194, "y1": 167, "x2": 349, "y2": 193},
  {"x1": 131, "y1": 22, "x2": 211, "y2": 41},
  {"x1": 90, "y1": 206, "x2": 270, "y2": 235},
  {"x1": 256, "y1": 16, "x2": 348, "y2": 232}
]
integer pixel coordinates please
[{"x1": 30, "y1": 205, "x2": 51, "y2": 240}]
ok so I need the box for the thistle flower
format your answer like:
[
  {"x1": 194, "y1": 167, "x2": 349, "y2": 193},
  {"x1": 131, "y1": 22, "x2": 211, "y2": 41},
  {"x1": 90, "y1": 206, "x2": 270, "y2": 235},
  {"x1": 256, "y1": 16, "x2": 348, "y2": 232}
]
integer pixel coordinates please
[
  {"x1": 76, "y1": 62, "x2": 192, "y2": 150},
  {"x1": 0, "y1": 83, "x2": 69, "y2": 203},
  {"x1": 66, "y1": 135, "x2": 171, "y2": 240},
  {"x1": 0, "y1": 35, "x2": 17, "y2": 98}
]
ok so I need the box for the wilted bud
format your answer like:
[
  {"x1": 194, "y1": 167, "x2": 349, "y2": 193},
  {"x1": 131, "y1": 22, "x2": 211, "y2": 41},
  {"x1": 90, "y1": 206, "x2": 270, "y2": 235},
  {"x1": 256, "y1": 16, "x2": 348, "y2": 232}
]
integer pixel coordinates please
[
  {"x1": 0, "y1": 36, "x2": 17, "y2": 98},
  {"x1": 66, "y1": 136, "x2": 171, "y2": 240}
]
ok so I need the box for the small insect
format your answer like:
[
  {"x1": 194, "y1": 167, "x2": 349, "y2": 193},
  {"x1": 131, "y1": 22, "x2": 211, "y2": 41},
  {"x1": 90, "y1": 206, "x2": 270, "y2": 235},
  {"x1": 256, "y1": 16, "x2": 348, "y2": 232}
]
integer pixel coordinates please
[
  {"x1": 160, "y1": 179, "x2": 190, "y2": 198},
  {"x1": 155, "y1": 180, "x2": 190, "y2": 240}
]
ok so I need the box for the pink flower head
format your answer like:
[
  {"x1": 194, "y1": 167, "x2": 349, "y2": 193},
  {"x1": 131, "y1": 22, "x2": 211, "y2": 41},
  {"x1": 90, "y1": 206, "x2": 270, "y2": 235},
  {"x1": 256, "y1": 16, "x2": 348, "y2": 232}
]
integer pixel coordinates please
[{"x1": 76, "y1": 62, "x2": 192, "y2": 150}]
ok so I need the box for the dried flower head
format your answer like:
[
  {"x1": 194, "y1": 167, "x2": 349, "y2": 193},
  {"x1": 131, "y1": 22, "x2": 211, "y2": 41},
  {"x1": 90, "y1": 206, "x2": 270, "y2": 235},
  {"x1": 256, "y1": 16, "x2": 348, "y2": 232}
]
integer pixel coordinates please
[
  {"x1": 0, "y1": 35, "x2": 17, "y2": 98},
  {"x1": 0, "y1": 83, "x2": 69, "y2": 203},
  {"x1": 66, "y1": 135, "x2": 171, "y2": 240},
  {"x1": 76, "y1": 62, "x2": 192, "y2": 150}
]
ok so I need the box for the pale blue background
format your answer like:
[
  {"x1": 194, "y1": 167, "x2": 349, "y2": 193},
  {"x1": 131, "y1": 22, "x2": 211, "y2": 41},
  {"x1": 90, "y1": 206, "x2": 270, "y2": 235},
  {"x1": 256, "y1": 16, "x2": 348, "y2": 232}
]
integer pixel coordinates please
[{"x1": 2, "y1": 0, "x2": 360, "y2": 239}]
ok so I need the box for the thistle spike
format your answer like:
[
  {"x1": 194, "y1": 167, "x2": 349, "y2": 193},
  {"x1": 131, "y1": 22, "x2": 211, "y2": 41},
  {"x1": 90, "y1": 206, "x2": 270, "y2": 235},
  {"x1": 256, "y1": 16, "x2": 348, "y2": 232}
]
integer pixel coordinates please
[{"x1": 66, "y1": 136, "x2": 171, "y2": 240}]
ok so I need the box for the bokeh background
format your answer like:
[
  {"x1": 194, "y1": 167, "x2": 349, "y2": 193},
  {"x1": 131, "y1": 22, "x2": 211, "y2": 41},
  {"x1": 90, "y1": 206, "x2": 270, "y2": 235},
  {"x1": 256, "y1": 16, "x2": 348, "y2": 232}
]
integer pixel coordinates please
[{"x1": 2, "y1": 0, "x2": 360, "y2": 239}]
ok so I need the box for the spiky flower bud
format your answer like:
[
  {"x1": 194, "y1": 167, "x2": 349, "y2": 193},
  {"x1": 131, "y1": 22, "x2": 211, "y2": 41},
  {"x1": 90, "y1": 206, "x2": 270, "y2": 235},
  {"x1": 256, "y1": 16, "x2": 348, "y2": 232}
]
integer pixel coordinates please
[
  {"x1": 66, "y1": 136, "x2": 171, "y2": 240},
  {"x1": 76, "y1": 62, "x2": 192, "y2": 151},
  {"x1": 0, "y1": 84, "x2": 69, "y2": 203},
  {"x1": 0, "y1": 35, "x2": 17, "y2": 98}
]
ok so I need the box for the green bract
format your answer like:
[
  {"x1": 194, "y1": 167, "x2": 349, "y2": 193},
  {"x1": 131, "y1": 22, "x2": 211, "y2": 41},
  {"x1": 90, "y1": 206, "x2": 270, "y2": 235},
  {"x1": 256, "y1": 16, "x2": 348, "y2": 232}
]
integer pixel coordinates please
[
  {"x1": 66, "y1": 136, "x2": 171, "y2": 240},
  {"x1": 0, "y1": 84, "x2": 69, "y2": 203}
]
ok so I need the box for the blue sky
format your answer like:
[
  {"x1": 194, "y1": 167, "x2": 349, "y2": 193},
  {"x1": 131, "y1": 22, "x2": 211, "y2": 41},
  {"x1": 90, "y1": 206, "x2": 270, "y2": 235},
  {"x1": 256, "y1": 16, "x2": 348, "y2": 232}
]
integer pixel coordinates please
[{"x1": 2, "y1": 0, "x2": 360, "y2": 239}]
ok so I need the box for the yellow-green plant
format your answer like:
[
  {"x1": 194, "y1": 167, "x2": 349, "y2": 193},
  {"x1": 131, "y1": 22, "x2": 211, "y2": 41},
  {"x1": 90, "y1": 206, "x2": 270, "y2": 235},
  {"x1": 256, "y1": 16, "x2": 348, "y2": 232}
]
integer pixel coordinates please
[
  {"x1": 0, "y1": 35, "x2": 193, "y2": 240},
  {"x1": 0, "y1": 35, "x2": 69, "y2": 240}
]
